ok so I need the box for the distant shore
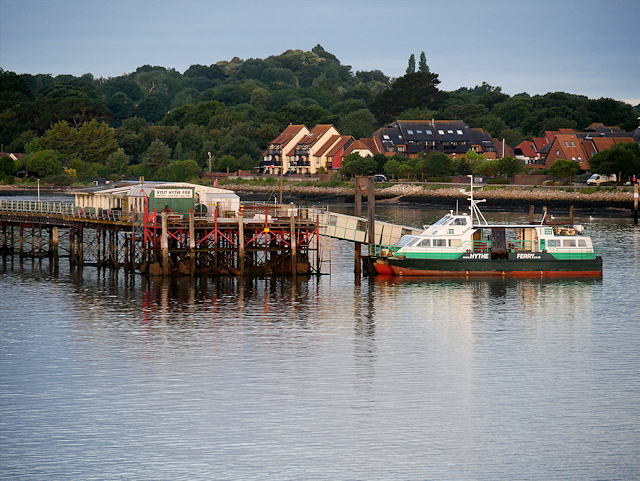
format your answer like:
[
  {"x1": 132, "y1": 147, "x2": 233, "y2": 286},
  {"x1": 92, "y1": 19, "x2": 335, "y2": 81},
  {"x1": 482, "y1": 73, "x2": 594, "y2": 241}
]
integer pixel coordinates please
[
  {"x1": 2, "y1": 183, "x2": 636, "y2": 216},
  {"x1": 226, "y1": 183, "x2": 637, "y2": 216}
]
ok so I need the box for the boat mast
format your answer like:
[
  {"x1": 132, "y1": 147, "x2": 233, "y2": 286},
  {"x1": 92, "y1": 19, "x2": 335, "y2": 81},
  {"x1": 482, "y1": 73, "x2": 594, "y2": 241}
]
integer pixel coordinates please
[{"x1": 466, "y1": 175, "x2": 487, "y2": 226}]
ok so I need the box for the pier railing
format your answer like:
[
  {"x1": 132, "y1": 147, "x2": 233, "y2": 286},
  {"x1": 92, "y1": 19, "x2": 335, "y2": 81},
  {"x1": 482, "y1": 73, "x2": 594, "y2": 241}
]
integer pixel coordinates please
[{"x1": 0, "y1": 200, "x2": 124, "y2": 221}]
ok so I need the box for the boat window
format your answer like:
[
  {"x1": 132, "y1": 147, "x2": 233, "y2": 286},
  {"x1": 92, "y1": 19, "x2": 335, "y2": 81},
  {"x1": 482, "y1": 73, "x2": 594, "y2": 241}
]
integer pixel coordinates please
[
  {"x1": 449, "y1": 239, "x2": 461, "y2": 247},
  {"x1": 454, "y1": 218, "x2": 467, "y2": 226},
  {"x1": 433, "y1": 239, "x2": 447, "y2": 247},
  {"x1": 563, "y1": 239, "x2": 577, "y2": 247},
  {"x1": 578, "y1": 239, "x2": 587, "y2": 247},
  {"x1": 547, "y1": 239, "x2": 558, "y2": 247},
  {"x1": 397, "y1": 236, "x2": 417, "y2": 247},
  {"x1": 433, "y1": 216, "x2": 451, "y2": 227},
  {"x1": 418, "y1": 239, "x2": 431, "y2": 247}
]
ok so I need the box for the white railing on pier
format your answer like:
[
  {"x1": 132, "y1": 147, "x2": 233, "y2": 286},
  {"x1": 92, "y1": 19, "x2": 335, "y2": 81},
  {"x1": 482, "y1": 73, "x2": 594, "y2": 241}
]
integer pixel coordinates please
[{"x1": 0, "y1": 200, "x2": 124, "y2": 221}]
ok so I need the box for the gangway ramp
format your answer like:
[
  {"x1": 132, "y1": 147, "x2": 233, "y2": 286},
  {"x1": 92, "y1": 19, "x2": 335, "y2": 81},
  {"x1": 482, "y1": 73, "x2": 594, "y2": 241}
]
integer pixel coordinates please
[{"x1": 317, "y1": 211, "x2": 422, "y2": 245}]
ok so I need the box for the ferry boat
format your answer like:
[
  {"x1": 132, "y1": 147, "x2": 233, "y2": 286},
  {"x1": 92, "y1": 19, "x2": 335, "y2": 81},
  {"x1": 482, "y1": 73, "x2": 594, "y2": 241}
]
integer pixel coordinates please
[{"x1": 369, "y1": 180, "x2": 603, "y2": 277}]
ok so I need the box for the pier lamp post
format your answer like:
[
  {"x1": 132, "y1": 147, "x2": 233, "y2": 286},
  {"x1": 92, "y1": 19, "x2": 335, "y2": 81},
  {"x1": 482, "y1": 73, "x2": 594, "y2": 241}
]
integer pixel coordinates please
[
  {"x1": 37, "y1": 178, "x2": 40, "y2": 204},
  {"x1": 208, "y1": 152, "x2": 212, "y2": 173}
]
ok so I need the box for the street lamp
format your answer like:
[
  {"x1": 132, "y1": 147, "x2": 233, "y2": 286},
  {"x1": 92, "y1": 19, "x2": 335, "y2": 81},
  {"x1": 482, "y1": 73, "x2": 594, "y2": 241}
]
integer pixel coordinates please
[
  {"x1": 37, "y1": 178, "x2": 40, "y2": 204},
  {"x1": 208, "y1": 152, "x2": 212, "y2": 173}
]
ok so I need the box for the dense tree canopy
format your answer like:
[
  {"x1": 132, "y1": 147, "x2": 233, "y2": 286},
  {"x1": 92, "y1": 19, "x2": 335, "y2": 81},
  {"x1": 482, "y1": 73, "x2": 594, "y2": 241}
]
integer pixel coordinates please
[{"x1": 0, "y1": 46, "x2": 638, "y2": 184}]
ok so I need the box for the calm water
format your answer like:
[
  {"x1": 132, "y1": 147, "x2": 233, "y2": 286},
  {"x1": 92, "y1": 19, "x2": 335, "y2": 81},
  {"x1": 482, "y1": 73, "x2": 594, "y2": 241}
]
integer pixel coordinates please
[{"x1": 1, "y1": 200, "x2": 639, "y2": 480}]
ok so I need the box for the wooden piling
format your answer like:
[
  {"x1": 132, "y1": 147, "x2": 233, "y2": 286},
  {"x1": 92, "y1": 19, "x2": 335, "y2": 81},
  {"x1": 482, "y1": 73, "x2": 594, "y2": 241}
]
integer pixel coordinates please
[
  {"x1": 354, "y1": 178, "x2": 363, "y2": 277},
  {"x1": 189, "y1": 209, "x2": 195, "y2": 276},
  {"x1": 290, "y1": 210, "x2": 297, "y2": 276},
  {"x1": 161, "y1": 211, "x2": 168, "y2": 276},
  {"x1": 529, "y1": 205, "x2": 534, "y2": 224},
  {"x1": 570, "y1": 205, "x2": 574, "y2": 225},
  {"x1": 238, "y1": 211, "x2": 245, "y2": 275},
  {"x1": 634, "y1": 183, "x2": 638, "y2": 225}
]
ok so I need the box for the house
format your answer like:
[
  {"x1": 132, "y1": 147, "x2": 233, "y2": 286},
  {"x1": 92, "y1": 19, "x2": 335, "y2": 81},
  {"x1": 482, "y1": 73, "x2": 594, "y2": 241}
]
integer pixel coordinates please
[
  {"x1": 285, "y1": 124, "x2": 340, "y2": 174},
  {"x1": 261, "y1": 124, "x2": 309, "y2": 175},
  {"x1": 492, "y1": 139, "x2": 515, "y2": 158},
  {"x1": 514, "y1": 140, "x2": 543, "y2": 167},
  {"x1": 343, "y1": 139, "x2": 374, "y2": 158},
  {"x1": 370, "y1": 120, "x2": 497, "y2": 159},
  {"x1": 544, "y1": 134, "x2": 635, "y2": 171},
  {"x1": 325, "y1": 136, "x2": 355, "y2": 170}
]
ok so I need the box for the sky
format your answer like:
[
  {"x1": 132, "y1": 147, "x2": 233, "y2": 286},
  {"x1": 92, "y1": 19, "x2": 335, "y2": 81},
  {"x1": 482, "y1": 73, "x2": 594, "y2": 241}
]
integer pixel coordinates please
[{"x1": 1, "y1": 0, "x2": 639, "y2": 106}]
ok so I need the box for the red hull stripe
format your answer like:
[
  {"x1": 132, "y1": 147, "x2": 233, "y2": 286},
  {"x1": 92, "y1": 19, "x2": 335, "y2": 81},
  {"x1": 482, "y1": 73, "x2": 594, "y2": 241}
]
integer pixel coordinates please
[{"x1": 391, "y1": 266, "x2": 602, "y2": 277}]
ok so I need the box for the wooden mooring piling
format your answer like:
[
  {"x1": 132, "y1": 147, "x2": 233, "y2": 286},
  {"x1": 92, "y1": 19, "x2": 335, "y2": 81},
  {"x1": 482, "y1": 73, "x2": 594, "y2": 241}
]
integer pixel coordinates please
[{"x1": 1, "y1": 200, "x2": 322, "y2": 277}]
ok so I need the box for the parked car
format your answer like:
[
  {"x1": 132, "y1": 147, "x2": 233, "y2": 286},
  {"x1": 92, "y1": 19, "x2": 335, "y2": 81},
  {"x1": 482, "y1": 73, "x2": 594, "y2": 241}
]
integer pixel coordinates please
[
  {"x1": 586, "y1": 173, "x2": 616, "y2": 185},
  {"x1": 374, "y1": 174, "x2": 387, "y2": 182}
]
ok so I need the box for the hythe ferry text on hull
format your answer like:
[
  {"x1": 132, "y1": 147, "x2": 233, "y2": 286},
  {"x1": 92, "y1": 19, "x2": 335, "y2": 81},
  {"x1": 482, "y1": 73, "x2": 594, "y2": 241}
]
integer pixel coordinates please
[{"x1": 369, "y1": 178, "x2": 603, "y2": 277}]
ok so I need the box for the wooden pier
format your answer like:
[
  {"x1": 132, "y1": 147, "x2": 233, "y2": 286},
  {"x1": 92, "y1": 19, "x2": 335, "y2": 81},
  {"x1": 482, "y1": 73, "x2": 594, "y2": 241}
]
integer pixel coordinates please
[{"x1": 0, "y1": 200, "x2": 322, "y2": 277}]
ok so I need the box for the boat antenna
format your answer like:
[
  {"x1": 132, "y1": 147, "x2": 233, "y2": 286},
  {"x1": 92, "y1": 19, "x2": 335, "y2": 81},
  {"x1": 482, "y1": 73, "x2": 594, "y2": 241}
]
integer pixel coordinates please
[{"x1": 462, "y1": 175, "x2": 487, "y2": 226}]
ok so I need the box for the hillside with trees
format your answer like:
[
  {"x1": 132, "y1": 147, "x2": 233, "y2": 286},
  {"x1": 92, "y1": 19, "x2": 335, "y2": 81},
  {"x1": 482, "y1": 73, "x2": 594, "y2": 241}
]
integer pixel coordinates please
[{"x1": 1, "y1": 45, "x2": 638, "y2": 184}]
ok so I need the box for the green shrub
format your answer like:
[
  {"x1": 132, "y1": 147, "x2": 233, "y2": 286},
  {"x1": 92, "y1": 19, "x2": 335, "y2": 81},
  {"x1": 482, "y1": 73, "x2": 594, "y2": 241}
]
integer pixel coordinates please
[
  {"x1": 554, "y1": 181, "x2": 564, "y2": 186},
  {"x1": 566, "y1": 187, "x2": 574, "y2": 193},
  {"x1": 579, "y1": 186, "x2": 599, "y2": 194},
  {"x1": 487, "y1": 178, "x2": 509, "y2": 185},
  {"x1": 542, "y1": 180, "x2": 555, "y2": 186}
]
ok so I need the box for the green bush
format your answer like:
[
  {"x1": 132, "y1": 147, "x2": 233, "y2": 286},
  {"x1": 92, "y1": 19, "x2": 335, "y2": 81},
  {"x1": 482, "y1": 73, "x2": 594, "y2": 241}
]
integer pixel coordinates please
[
  {"x1": 579, "y1": 186, "x2": 599, "y2": 194},
  {"x1": 542, "y1": 180, "x2": 555, "y2": 186},
  {"x1": 487, "y1": 178, "x2": 509, "y2": 184}
]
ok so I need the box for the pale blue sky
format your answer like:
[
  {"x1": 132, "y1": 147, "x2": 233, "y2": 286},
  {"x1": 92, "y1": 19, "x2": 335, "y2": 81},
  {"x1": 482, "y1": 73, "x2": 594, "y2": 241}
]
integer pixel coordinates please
[{"x1": 1, "y1": 0, "x2": 639, "y2": 105}]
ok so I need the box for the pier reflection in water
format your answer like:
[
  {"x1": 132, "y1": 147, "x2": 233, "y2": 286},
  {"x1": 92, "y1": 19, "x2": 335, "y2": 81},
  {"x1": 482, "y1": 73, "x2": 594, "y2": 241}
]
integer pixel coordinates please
[{"x1": 1, "y1": 209, "x2": 639, "y2": 480}]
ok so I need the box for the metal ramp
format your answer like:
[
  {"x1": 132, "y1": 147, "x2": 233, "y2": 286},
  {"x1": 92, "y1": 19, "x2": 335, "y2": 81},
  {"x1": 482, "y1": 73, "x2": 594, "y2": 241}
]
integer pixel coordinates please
[{"x1": 317, "y1": 211, "x2": 422, "y2": 245}]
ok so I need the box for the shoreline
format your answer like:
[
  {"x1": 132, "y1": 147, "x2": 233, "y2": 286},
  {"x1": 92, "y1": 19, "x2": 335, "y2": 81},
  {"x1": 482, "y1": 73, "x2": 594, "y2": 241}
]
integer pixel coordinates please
[{"x1": 2, "y1": 183, "x2": 636, "y2": 217}]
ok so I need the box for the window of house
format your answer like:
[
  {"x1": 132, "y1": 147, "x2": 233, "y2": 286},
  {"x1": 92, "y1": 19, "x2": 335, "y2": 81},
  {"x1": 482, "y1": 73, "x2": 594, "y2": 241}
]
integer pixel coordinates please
[
  {"x1": 426, "y1": 130, "x2": 432, "y2": 135},
  {"x1": 571, "y1": 141, "x2": 576, "y2": 147},
  {"x1": 564, "y1": 141, "x2": 570, "y2": 147},
  {"x1": 417, "y1": 130, "x2": 422, "y2": 134},
  {"x1": 438, "y1": 130, "x2": 445, "y2": 135},
  {"x1": 398, "y1": 146, "x2": 405, "y2": 152},
  {"x1": 457, "y1": 130, "x2": 463, "y2": 135},
  {"x1": 383, "y1": 135, "x2": 390, "y2": 140},
  {"x1": 407, "y1": 130, "x2": 414, "y2": 135},
  {"x1": 556, "y1": 150, "x2": 560, "y2": 155},
  {"x1": 578, "y1": 157, "x2": 583, "y2": 162},
  {"x1": 448, "y1": 130, "x2": 454, "y2": 134},
  {"x1": 572, "y1": 157, "x2": 576, "y2": 161}
]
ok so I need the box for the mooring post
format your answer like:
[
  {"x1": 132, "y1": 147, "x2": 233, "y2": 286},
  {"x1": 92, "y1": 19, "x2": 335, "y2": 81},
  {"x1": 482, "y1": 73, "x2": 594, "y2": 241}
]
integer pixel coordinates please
[
  {"x1": 354, "y1": 177, "x2": 363, "y2": 277},
  {"x1": 96, "y1": 226, "x2": 102, "y2": 267},
  {"x1": 161, "y1": 211, "x2": 168, "y2": 276},
  {"x1": 634, "y1": 183, "x2": 638, "y2": 225},
  {"x1": 189, "y1": 209, "x2": 196, "y2": 276},
  {"x1": 529, "y1": 205, "x2": 534, "y2": 224},
  {"x1": 365, "y1": 176, "x2": 376, "y2": 276},
  {"x1": 2, "y1": 222, "x2": 6, "y2": 255},
  {"x1": 53, "y1": 226, "x2": 59, "y2": 260},
  {"x1": 78, "y1": 225, "x2": 84, "y2": 265},
  {"x1": 290, "y1": 208, "x2": 297, "y2": 277},
  {"x1": 19, "y1": 225, "x2": 24, "y2": 258},
  {"x1": 570, "y1": 205, "x2": 574, "y2": 225},
  {"x1": 69, "y1": 227, "x2": 75, "y2": 264},
  {"x1": 238, "y1": 210, "x2": 245, "y2": 275}
]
